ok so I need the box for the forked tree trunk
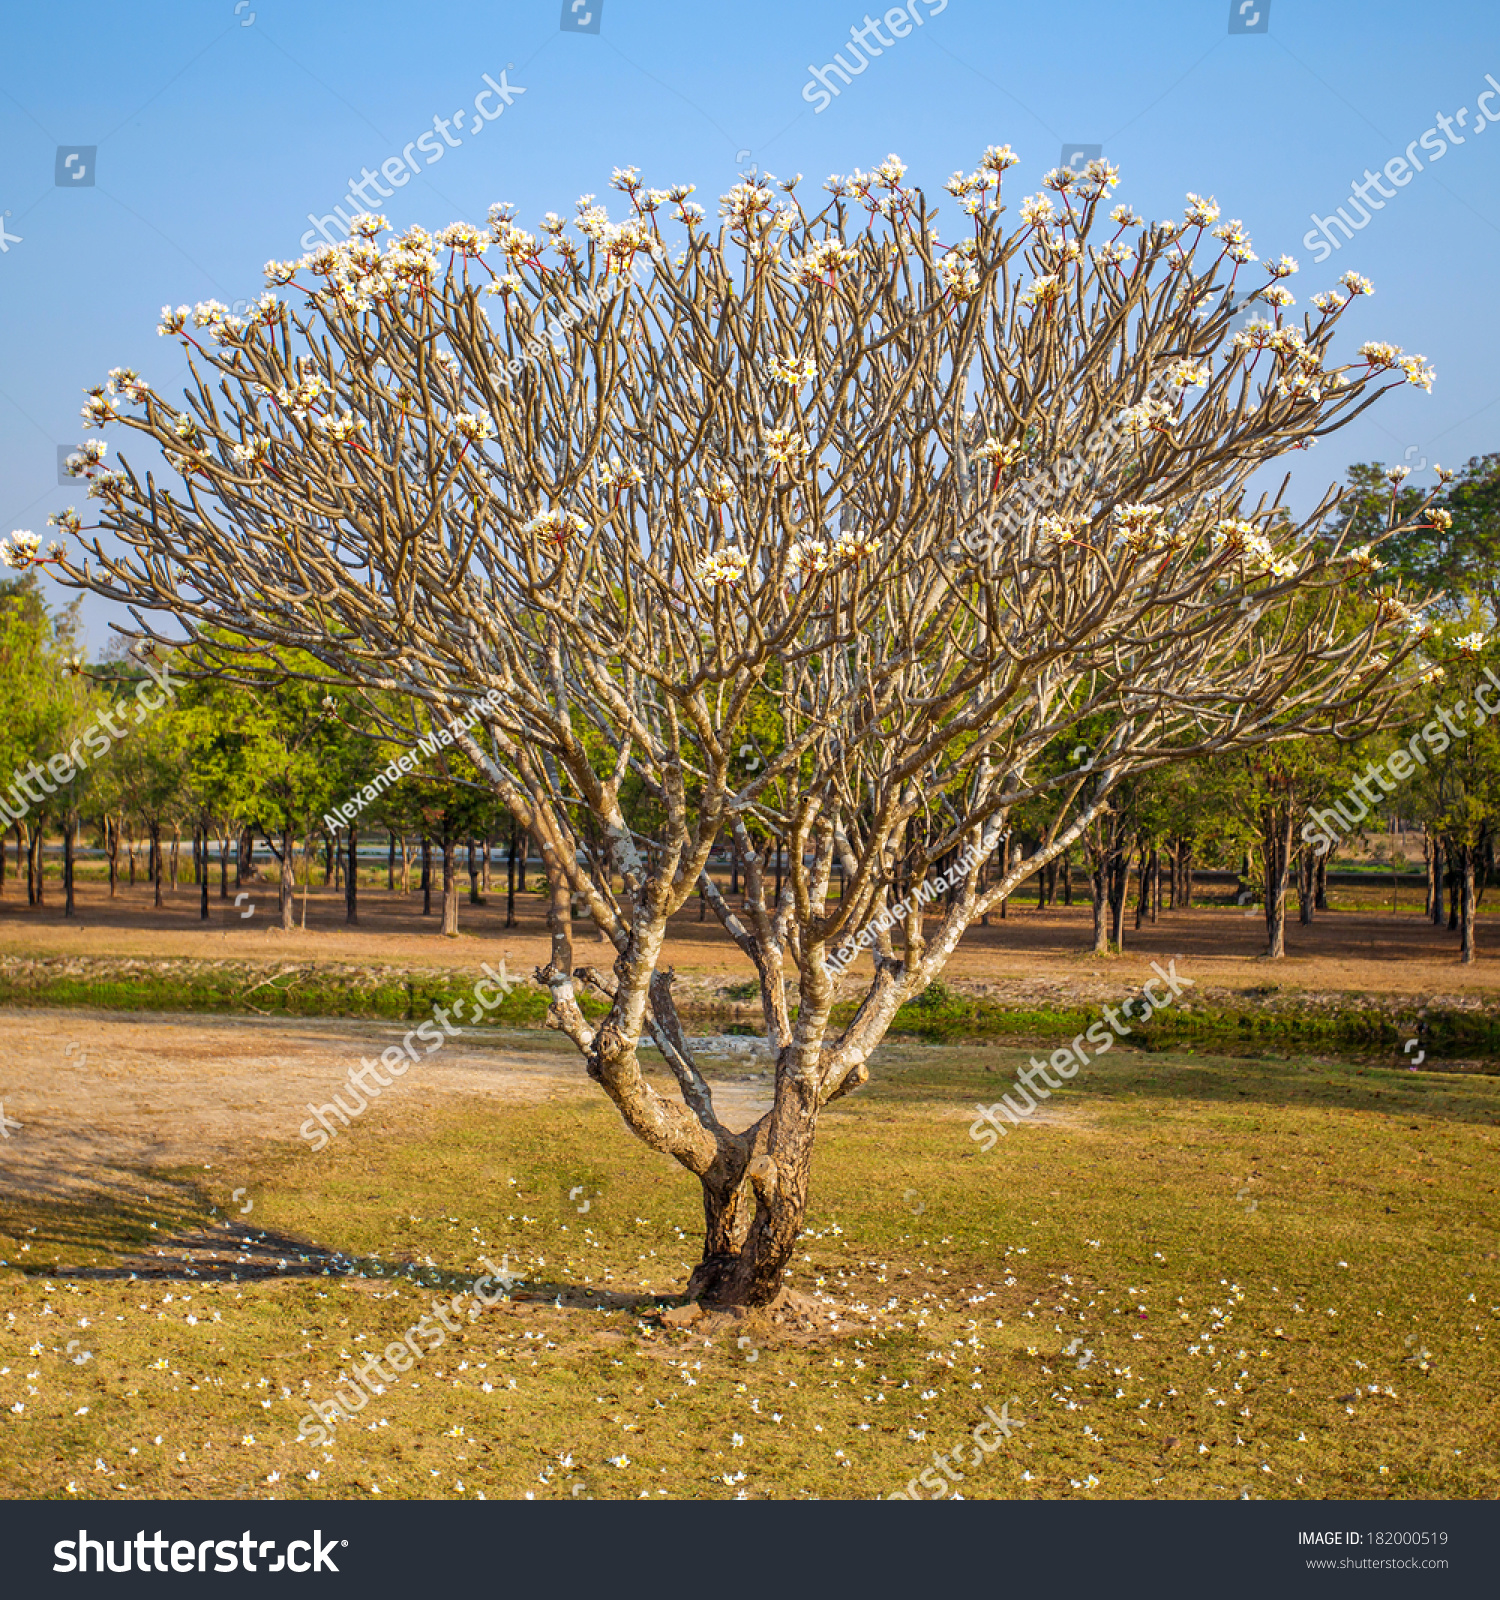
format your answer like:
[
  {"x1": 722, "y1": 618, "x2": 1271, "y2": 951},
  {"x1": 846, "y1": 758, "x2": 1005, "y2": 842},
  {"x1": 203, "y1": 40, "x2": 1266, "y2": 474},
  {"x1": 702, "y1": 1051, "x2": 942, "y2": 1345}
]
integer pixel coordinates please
[{"x1": 1261, "y1": 799, "x2": 1293, "y2": 959}]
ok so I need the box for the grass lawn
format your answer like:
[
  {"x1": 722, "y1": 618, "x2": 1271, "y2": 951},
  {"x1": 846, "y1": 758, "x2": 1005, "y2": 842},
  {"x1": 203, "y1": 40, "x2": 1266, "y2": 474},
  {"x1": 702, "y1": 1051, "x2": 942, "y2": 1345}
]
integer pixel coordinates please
[{"x1": 1, "y1": 1035, "x2": 1495, "y2": 1500}]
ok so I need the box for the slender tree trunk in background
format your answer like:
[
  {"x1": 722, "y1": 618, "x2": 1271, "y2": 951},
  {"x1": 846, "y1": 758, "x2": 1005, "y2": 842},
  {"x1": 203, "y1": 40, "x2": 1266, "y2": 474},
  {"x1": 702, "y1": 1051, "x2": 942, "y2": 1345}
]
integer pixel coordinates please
[
  {"x1": 200, "y1": 823, "x2": 210, "y2": 919},
  {"x1": 1262, "y1": 800, "x2": 1293, "y2": 959},
  {"x1": 1134, "y1": 838, "x2": 1150, "y2": 930},
  {"x1": 1423, "y1": 829, "x2": 1436, "y2": 919},
  {"x1": 1089, "y1": 857, "x2": 1108, "y2": 952},
  {"x1": 505, "y1": 824, "x2": 517, "y2": 927},
  {"x1": 421, "y1": 837, "x2": 433, "y2": 916},
  {"x1": 63, "y1": 814, "x2": 76, "y2": 917},
  {"x1": 399, "y1": 833, "x2": 411, "y2": 895},
  {"x1": 468, "y1": 837, "x2": 481, "y2": 903},
  {"x1": 169, "y1": 824, "x2": 180, "y2": 891},
  {"x1": 326, "y1": 831, "x2": 338, "y2": 888},
  {"x1": 517, "y1": 832, "x2": 528, "y2": 894},
  {"x1": 1297, "y1": 847, "x2": 1315, "y2": 925},
  {"x1": 1108, "y1": 849, "x2": 1130, "y2": 949},
  {"x1": 387, "y1": 830, "x2": 396, "y2": 891},
  {"x1": 1459, "y1": 843, "x2": 1476, "y2": 963},
  {"x1": 127, "y1": 824, "x2": 137, "y2": 887},
  {"x1": 1314, "y1": 854, "x2": 1328, "y2": 912},
  {"x1": 481, "y1": 835, "x2": 492, "y2": 894},
  {"x1": 442, "y1": 837, "x2": 459, "y2": 935},
  {"x1": 346, "y1": 825, "x2": 359, "y2": 925},
  {"x1": 279, "y1": 828, "x2": 295, "y2": 930},
  {"x1": 23, "y1": 820, "x2": 37, "y2": 906},
  {"x1": 219, "y1": 833, "x2": 230, "y2": 899},
  {"x1": 149, "y1": 820, "x2": 163, "y2": 909},
  {"x1": 1446, "y1": 837, "x2": 1459, "y2": 931}
]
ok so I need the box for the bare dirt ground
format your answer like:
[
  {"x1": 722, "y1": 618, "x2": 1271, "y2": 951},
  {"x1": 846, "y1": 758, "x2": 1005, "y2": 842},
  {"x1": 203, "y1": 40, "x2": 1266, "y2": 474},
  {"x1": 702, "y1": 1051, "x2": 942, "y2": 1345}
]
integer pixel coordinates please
[
  {"x1": 1, "y1": 875, "x2": 1495, "y2": 1001},
  {"x1": 0, "y1": 1008, "x2": 775, "y2": 1204}
]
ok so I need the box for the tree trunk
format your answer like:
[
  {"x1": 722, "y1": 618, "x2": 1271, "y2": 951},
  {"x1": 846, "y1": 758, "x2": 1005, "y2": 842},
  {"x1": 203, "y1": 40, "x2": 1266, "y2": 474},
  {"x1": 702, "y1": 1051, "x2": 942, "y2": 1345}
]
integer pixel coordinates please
[
  {"x1": 517, "y1": 832, "x2": 528, "y2": 893},
  {"x1": 481, "y1": 834, "x2": 492, "y2": 894},
  {"x1": 219, "y1": 833, "x2": 230, "y2": 899},
  {"x1": 63, "y1": 814, "x2": 76, "y2": 917},
  {"x1": 127, "y1": 823, "x2": 136, "y2": 888},
  {"x1": 1446, "y1": 838, "x2": 1459, "y2": 931},
  {"x1": 1090, "y1": 860, "x2": 1108, "y2": 952},
  {"x1": 1262, "y1": 800, "x2": 1293, "y2": 959},
  {"x1": 442, "y1": 838, "x2": 458, "y2": 935},
  {"x1": 346, "y1": 825, "x2": 359, "y2": 925},
  {"x1": 387, "y1": 829, "x2": 397, "y2": 891},
  {"x1": 1297, "y1": 846, "x2": 1315, "y2": 925},
  {"x1": 421, "y1": 836, "x2": 433, "y2": 916},
  {"x1": 150, "y1": 820, "x2": 164, "y2": 909},
  {"x1": 200, "y1": 823, "x2": 210, "y2": 919},
  {"x1": 1459, "y1": 842, "x2": 1476, "y2": 964},
  {"x1": 1314, "y1": 854, "x2": 1328, "y2": 912},
  {"x1": 468, "y1": 836, "x2": 481, "y2": 904},
  {"x1": 399, "y1": 833, "x2": 410, "y2": 895},
  {"x1": 169, "y1": 824, "x2": 180, "y2": 891},
  {"x1": 326, "y1": 830, "x2": 338, "y2": 888},
  {"x1": 1107, "y1": 841, "x2": 1131, "y2": 950},
  {"x1": 1423, "y1": 829, "x2": 1436, "y2": 920},
  {"x1": 506, "y1": 822, "x2": 517, "y2": 927},
  {"x1": 279, "y1": 828, "x2": 295, "y2": 930}
]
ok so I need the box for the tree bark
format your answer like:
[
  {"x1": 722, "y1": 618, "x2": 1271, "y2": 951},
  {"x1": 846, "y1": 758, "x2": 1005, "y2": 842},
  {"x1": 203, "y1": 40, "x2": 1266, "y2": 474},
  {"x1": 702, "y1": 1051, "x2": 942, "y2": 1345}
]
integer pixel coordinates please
[
  {"x1": 219, "y1": 832, "x2": 230, "y2": 899},
  {"x1": 169, "y1": 824, "x2": 180, "y2": 892},
  {"x1": 442, "y1": 837, "x2": 459, "y2": 935},
  {"x1": 468, "y1": 836, "x2": 481, "y2": 903},
  {"x1": 63, "y1": 814, "x2": 76, "y2": 917},
  {"x1": 107, "y1": 814, "x2": 119, "y2": 898},
  {"x1": 200, "y1": 823, "x2": 210, "y2": 919},
  {"x1": 505, "y1": 822, "x2": 517, "y2": 927},
  {"x1": 1459, "y1": 842, "x2": 1476, "y2": 964},
  {"x1": 421, "y1": 836, "x2": 433, "y2": 916},
  {"x1": 1314, "y1": 853, "x2": 1327, "y2": 912},
  {"x1": 279, "y1": 827, "x2": 295, "y2": 930},
  {"x1": 1297, "y1": 846, "x2": 1315, "y2": 925},
  {"x1": 346, "y1": 825, "x2": 359, "y2": 925},
  {"x1": 387, "y1": 829, "x2": 397, "y2": 891},
  {"x1": 150, "y1": 820, "x2": 164, "y2": 909},
  {"x1": 1261, "y1": 799, "x2": 1293, "y2": 959}
]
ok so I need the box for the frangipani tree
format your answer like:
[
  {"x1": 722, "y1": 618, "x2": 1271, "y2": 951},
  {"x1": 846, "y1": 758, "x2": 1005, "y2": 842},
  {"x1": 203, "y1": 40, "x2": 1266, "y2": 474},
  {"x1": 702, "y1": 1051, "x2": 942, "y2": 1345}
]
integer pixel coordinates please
[{"x1": 32, "y1": 147, "x2": 1451, "y2": 1304}]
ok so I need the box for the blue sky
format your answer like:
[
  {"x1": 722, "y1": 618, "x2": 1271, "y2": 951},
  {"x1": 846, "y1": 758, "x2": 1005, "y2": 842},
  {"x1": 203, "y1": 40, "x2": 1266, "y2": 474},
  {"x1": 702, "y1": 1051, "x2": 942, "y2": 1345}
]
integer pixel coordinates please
[{"x1": 3, "y1": 0, "x2": 1498, "y2": 649}]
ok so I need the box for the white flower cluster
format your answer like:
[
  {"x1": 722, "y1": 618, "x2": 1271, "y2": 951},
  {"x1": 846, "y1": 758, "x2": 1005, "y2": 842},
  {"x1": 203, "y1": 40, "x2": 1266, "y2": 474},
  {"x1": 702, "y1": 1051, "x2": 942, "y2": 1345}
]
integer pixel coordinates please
[
  {"x1": 0, "y1": 529, "x2": 42, "y2": 568},
  {"x1": 1119, "y1": 396, "x2": 1174, "y2": 434},
  {"x1": 763, "y1": 429, "x2": 806, "y2": 470},
  {"x1": 1164, "y1": 359, "x2": 1211, "y2": 389},
  {"x1": 1211, "y1": 518, "x2": 1296, "y2": 577},
  {"x1": 1343, "y1": 543, "x2": 1384, "y2": 575},
  {"x1": 767, "y1": 353, "x2": 818, "y2": 386},
  {"x1": 700, "y1": 544, "x2": 750, "y2": 585},
  {"x1": 1453, "y1": 631, "x2": 1489, "y2": 658},
  {"x1": 1018, "y1": 273, "x2": 1062, "y2": 309},
  {"x1": 596, "y1": 459, "x2": 645, "y2": 493},
  {"x1": 1112, "y1": 502, "x2": 1167, "y2": 553},
  {"x1": 937, "y1": 252, "x2": 980, "y2": 302},
  {"x1": 792, "y1": 236, "x2": 859, "y2": 286},
  {"x1": 523, "y1": 508, "x2": 590, "y2": 548}
]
